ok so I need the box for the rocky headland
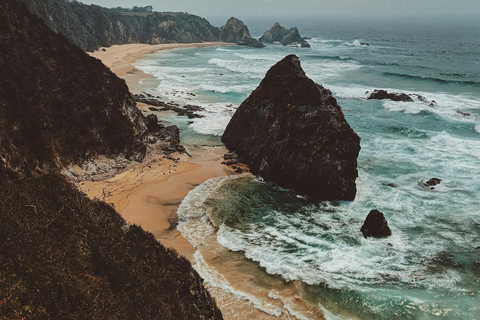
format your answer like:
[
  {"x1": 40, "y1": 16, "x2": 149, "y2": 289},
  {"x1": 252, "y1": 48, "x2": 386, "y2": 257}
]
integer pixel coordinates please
[
  {"x1": 222, "y1": 55, "x2": 360, "y2": 200},
  {"x1": 259, "y1": 22, "x2": 310, "y2": 47},
  {"x1": 22, "y1": 0, "x2": 261, "y2": 51}
]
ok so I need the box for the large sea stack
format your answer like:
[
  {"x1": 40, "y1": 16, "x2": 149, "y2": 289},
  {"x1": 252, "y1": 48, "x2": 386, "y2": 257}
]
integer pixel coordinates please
[{"x1": 222, "y1": 55, "x2": 360, "y2": 200}]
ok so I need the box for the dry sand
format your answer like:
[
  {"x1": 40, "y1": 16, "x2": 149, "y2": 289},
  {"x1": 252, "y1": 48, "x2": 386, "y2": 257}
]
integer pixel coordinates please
[
  {"x1": 89, "y1": 42, "x2": 234, "y2": 93},
  {"x1": 81, "y1": 42, "x2": 325, "y2": 320}
]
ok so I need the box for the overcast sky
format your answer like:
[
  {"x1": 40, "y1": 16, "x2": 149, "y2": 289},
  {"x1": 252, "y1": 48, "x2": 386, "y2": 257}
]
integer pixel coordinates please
[{"x1": 79, "y1": 0, "x2": 480, "y2": 20}]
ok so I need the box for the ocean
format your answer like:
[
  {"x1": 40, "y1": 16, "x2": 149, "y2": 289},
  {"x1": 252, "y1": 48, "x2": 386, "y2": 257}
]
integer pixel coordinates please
[{"x1": 134, "y1": 16, "x2": 480, "y2": 319}]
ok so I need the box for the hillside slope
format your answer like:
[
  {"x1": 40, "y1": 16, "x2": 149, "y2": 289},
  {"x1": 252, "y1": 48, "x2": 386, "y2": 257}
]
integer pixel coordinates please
[
  {"x1": 0, "y1": 0, "x2": 147, "y2": 175},
  {"x1": 0, "y1": 1, "x2": 222, "y2": 318}
]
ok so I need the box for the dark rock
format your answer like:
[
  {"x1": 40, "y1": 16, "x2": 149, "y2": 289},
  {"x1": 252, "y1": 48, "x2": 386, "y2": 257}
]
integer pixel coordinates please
[
  {"x1": 219, "y1": 17, "x2": 264, "y2": 48},
  {"x1": 360, "y1": 210, "x2": 392, "y2": 238},
  {"x1": 101, "y1": 48, "x2": 106, "y2": 51},
  {"x1": 368, "y1": 89, "x2": 413, "y2": 102},
  {"x1": 474, "y1": 260, "x2": 480, "y2": 270},
  {"x1": 424, "y1": 178, "x2": 442, "y2": 187},
  {"x1": 383, "y1": 182, "x2": 398, "y2": 188},
  {"x1": 145, "y1": 114, "x2": 160, "y2": 132},
  {"x1": 456, "y1": 110, "x2": 471, "y2": 116},
  {"x1": 134, "y1": 95, "x2": 204, "y2": 118},
  {"x1": 234, "y1": 167, "x2": 243, "y2": 173},
  {"x1": 226, "y1": 160, "x2": 239, "y2": 165},
  {"x1": 259, "y1": 22, "x2": 310, "y2": 48},
  {"x1": 429, "y1": 252, "x2": 464, "y2": 270},
  {"x1": 360, "y1": 42, "x2": 370, "y2": 46},
  {"x1": 222, "y1": 55, "x2": 360, "y2": 200},
  {"x1": 223, "y1": 152, "x2": 237, "y2": 160}
]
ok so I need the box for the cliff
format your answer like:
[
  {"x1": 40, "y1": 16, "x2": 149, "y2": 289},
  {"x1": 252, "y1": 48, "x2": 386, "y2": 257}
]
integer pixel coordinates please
[
  {"x1": 222, "y1": 55, "x2": 360, "y2": 200},
  {"x1": 219, "y1": 17, "x2": 264, "y2": 48},
  {"x1": 1, "y1": 0, "x2": 149, "y2": 176},
  {"x1": 259, "y1": 22, "x2": 310, "y2": 48},
  {"x1": 0, "y1": 1, "x2": 222, "y2": 318},
  {"x1": 22, "y1": 0, "x2": 261, "y2": 51}
]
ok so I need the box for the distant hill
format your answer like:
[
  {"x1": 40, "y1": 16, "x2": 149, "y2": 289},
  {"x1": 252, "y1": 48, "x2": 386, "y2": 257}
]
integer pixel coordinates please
[
  {"x1": 22, "y1": 0, "x2": 261, "y2": 51},
  {"x1": 0, "y1": 1, "x2": 222, "y2": 318}
]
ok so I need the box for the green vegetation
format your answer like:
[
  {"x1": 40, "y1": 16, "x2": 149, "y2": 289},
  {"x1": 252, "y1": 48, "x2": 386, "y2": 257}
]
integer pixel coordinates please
[
  {"x1": 0, "y1": 168, "x2": 222, "y2": 319},
  {"x1": 110, "y1": 5, "x2": 154, "y2": 13},
  {"x1": 0, "y1": 1, "x2": 222, "y2": 318},
  {"x1": 0, "y1": 0, "x2": 146, "y2": 176}
]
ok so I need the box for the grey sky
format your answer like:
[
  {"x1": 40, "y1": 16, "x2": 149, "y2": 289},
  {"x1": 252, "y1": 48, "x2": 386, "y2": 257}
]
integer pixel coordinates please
[{"x1": 79, "y1": 0, "x2": 480, "y2": 20}]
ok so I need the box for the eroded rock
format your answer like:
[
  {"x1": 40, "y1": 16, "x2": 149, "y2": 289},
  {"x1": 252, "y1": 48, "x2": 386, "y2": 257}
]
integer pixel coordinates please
[
  {"x1": 360, "y1": 210, "x2": 392, "y2": 238},
  {"x1": 222, "y1": 55, "x2": 360, "y2": 200}
]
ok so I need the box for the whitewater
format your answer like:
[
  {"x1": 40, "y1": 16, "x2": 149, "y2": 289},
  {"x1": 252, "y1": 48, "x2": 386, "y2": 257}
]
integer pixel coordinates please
[{"x1": 134, "y1": 16, "x2": 480, "y2": 319}]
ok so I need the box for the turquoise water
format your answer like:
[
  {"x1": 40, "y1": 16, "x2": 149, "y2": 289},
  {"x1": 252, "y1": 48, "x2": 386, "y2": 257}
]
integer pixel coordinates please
[{"x1": 135, "y1": 17, "x2": 480, "y2": 319}]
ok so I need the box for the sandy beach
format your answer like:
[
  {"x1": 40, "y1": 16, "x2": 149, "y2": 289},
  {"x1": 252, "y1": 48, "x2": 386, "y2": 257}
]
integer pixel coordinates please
[
  {"x1": 81, "y1": 42, "x2": 324, "y2": 320},
  {"x1": 89, "y1": 42, "x2": 234, "y2": 93}
]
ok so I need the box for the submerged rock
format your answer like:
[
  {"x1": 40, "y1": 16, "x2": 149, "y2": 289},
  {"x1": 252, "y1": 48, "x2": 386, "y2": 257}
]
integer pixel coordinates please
[
  {"x1": 222, "y1": 55, "x2": 360, "y2": 200},
  {"x1": 219, "y1": 17, "x2": 264, "y2": 48},
  {"x1": 259, "y1": 22, "x2": 310, "y2": 48},
  {"x1": 424, "y1": 178, "x2": 442, "y2": 187},
  {"x1": 360, "y1": 210, "x2": 392, "y2": 238}
]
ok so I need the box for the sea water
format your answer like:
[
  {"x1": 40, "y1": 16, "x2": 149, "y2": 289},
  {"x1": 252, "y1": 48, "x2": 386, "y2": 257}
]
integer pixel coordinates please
[{"x1": 134, "y1": 16, "x2": 480, "y2": 319}]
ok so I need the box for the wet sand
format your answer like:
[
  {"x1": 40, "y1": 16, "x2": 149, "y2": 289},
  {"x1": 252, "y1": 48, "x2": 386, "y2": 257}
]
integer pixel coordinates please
[{"x1": 81, "y1": 43, "x2": 326, "y2": 320}]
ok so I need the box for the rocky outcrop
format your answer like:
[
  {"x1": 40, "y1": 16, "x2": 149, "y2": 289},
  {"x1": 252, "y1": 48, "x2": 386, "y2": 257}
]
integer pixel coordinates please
[
  {"x1": 219, "y1": 17, "x2": 264, "y2": 48},
  {"x1": 222, "y1": 55, "x2": 360, "y2": 200},
  {"x1": 1, "y1": 0, "x2": 148, "y2": 175},
  {"x1": 367, "y1": 90, "x2": 438, "y2": 107},
  {"x1": 360, "y1": 210, "x2": 392, "y2": 238},
  {"x1": 367, "y1": 89, "x2": 414, "y2": 102},
  {"x1": 259, "y1": 22, "x2": 310, "y2": 48}
]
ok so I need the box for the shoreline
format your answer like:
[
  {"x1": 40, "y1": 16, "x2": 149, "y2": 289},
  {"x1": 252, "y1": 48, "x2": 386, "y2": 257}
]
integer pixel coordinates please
[
  {"x1": 88, "y1": 42, "x2": 235, "y2": 93},
  {"x1": 82, "y1": 42, "x2": 327, "y2": 320}
]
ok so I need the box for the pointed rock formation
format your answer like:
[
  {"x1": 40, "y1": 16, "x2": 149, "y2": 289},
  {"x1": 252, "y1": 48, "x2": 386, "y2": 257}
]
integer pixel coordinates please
[
  {"x1": 222, "y1": 55, "x2": 360, "y2": 200},
  {"x1": 219, "y1": 17, "x2": 264, "y2": 48},
  {"x1": 360, "y1": 210, "x2": 392, "y2": 238},
  {"x1": 259, "y1": 22, "x2": 310, "y2": 47}
]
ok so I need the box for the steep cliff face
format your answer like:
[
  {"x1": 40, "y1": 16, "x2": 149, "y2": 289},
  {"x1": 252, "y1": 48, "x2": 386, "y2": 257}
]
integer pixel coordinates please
[
  {"x1": 0, "y1": 0, "x2": 148, "y2": 176},
  {"x1": 0, "y1": 168, "x2": 223, "y2": 320},
  {"x1": 0, "y1": 1, "x2": 222, "y2": 318},
  {"x1": 219, "y1": 17, "x2": 264, "y2": 48},
  {"x1": 259, "y1": 22, "x2": 310, "y2": 47},
  {"x1": 23, "y1": 0, "x2": 262, "y2": 51},
  {"x1": 222, "y1": 55, "x2": 360, "y2": 200}
]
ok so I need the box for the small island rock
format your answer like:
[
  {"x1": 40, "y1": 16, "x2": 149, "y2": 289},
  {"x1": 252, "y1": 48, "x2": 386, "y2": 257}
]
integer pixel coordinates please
[{"x1": 360, "y1": 210, "x2": 392, "y2": 238}]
